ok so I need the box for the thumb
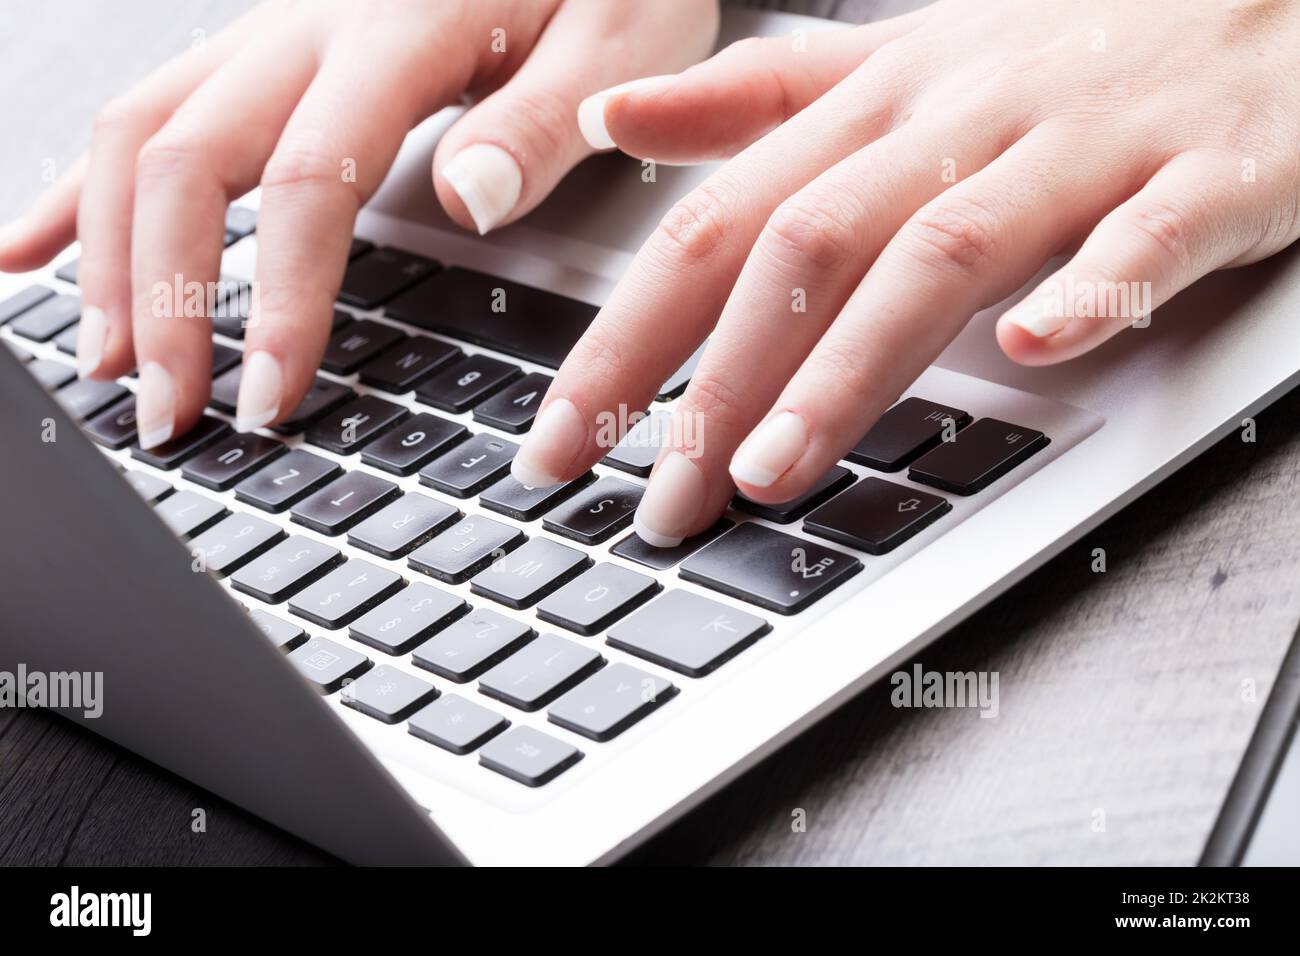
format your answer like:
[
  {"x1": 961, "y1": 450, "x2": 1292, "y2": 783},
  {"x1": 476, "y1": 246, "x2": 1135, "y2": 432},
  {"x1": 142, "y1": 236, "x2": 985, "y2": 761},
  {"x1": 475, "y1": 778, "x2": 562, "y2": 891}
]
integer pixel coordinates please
[
  {"x1": 434, "y1": 0, "x2": 719, "y2": 234},
  {"x1": 583, "y1": 14, "x2": 925, "y2": 165}
]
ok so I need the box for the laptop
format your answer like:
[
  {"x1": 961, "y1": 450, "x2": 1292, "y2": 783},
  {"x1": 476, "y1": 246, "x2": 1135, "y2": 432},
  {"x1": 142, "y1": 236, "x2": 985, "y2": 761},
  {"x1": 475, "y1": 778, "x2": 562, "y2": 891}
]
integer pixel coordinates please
[{"x1": 3, "y1": 7, "x2": 1300, "y2": 866}]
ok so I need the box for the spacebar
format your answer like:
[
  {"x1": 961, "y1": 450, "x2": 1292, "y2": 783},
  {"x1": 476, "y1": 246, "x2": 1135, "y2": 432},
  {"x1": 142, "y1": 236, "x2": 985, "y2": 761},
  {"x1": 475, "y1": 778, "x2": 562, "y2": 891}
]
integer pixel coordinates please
[{"x1": 384, "y1": 266, "x2": 599, "y2": 370}]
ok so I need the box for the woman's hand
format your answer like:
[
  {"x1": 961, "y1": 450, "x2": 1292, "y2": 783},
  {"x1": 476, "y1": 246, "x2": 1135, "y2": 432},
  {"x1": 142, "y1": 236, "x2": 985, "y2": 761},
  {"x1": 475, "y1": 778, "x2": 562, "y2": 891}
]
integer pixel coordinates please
[
  {"x1": 512, "y1": 0, "x2": 1300, "y2": 547},
  {"x1": 0, "y1": 0, "x2": 718, "y2": 446}
]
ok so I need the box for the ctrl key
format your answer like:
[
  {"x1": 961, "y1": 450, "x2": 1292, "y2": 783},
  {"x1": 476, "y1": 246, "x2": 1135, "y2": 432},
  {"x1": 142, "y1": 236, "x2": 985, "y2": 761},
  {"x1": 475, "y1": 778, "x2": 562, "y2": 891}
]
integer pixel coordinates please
[
  {"x1": 287, "y1": 637, "x2": 372, "y2": 693},
  {"x1": 478, "y1": 725, "x2": 582, "y2": 787}
]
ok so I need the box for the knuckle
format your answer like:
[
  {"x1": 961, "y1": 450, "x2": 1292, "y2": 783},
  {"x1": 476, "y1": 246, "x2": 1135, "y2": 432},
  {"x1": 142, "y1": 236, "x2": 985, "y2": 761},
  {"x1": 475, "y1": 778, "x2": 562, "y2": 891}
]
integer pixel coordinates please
[
  {"x1": 261, "y1": 145, "x2": 353, "y2": 200},
  {"x1": 652, "y1": 179, "x2": 739, "y2": 266},
  {"x1": 718, "y1": 36, "x2": 770, "y2": 64},
  {"x1": 761, "y1": 197, "x2": 860, "y2": 273},
  {"x1": 681, "y1": 372, "x2": 749, "y2": 434},
  {"x1": 1127, "y1": 197, "x2": 1194, "y2": 271},
  {"x1": 810, "y1": 339, "x2": 872, "y2": 406},
  {"x1": 567, "y1": 324, "x2": 630, "y2": 388},
  {"x1": 134, "y1": 133, "x2": 201, "y2": 181},
  {"x1": 92, "y1": 95, "x2": 145, "y2": 140},
  {"x1": 504, "y1": 88, "x2": 575, "y2": 160},
  {"x1": 903, "y1": 195, "x2": 1001, "y2": 274}
]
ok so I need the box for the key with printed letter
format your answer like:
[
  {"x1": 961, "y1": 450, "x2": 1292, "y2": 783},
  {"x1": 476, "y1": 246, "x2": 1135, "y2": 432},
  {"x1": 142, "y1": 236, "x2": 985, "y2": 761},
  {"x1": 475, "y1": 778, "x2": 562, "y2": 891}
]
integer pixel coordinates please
[
  {"x1": 181, "y1": 433, "x2": 287, "y2": 491},
  {"x1": 848, "y1": 397, "x2": 972, "y2": 471},
  {"x1": 288, "y1": 560, "x2": 404, "y2": 629},
  {"x1": 234, "y1": 448, "x2": 341, "y2": 512},
  {"x1": 341, "y1": 664, "x2": 437, "y2": 723},
  {"x1": 407, "y1": 515, "x2": 525, "y2": 584},
  {"x1": 189, "y1": 513, "x2": 285, "y2": 576},
  {"x1": 130, "y1": 416, "x2": 230, "y2": 470},
  {"x1": 478, "y1": 725, "x2": 582, "y2": 786},
  {"x1": 359, "y1": 337, "x2": 461, "y2": 393},
  {"x1": 478, "y1": 472, "x2": 592, "y2": 522},
  {"x1": 360, "y1": 412, "x2": 467, "y2": 475},
  {"x1": 247, "y1": 609, "x2": 306, "y2": 651},
  {"x1": 412, "y1": 607, "x2": 535, "y2": 683},
  {"x1": 230, "y1": 535, "x2": 343, "y2": 603},
  {"x1": 153, "y1": 489, "x2": 227, "y2": 538},
  {"x1": 287, "y1": 637, "x2": 372, "y2": 693},
  {"x1": 606, "y1": 589, "x2": 770, "y2": 677},
  {"x1": 418, "y1": 433, "x2": 518, "y2": 498},
  {"x1": 548, "y1": 663, "x2": 677, "y2": 741},
  {"x1": 415, "y1": 354, "x2": 520, "y2": 413},
  {"x1": 471, "y1": 372, "x2": 552, "y2": 433},
  {"x1": 321, "y1": 319, "x2": 407, "y2": 374},
  {"x1": 350, "y1": 582, "x2": 467, "y2": 655},
  {"x1": 542, "y1": 476, "x2": 643, "y2": 545},
  {"x1": 339, "y1": 247, "x2": 439, "y2": 309},
  {"x1": 290, "y1": 471, "x2": 400, "y2": 535},
  {"x1": 347, "y1": 493, "x2": 460, "y2": 560},
  {"x1": 408, "y1": 694, "x2": 508, "y2": 755},
  {"x1": 478, "y1": 632, "x2": 604, "y2": 712},
  {"x1": 305, "y1": 395, "x2": 408, "y2": 455},
  {"x1": 469, "y1": 538, "x2": 590, "y2": 609},
  {"x1": 537, "y1": 563, "x2": 661, "y2": 635}
]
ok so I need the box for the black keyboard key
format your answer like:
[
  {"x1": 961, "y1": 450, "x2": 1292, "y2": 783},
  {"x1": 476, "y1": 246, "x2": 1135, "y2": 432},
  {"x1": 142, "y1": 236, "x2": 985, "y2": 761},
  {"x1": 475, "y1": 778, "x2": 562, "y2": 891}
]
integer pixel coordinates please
[
  {"x1": 305, "y1": 394, "x2": 407, "y2": 454},
  {"x1": 349, "y1": 582, "x2": 467, "y2": 656},
  {"x1": 848, "y1": 397, "x2": 972, "y2": 471},
  {"x1": 339, "y1": 246, "x2": 440, "y2": 308},
  {"x1": 287, "y1": 559, "x2": 404, "y2": 629},
  {"x1": 130, "y1": 416, "x2": 230, "y2": 469},
  {"x1": 415, "y1": 354, "x2": 521, "y2": 413},
  {"x1": 358, "y1": 336, "x2": 461, "y2": 392},
  {"x1": 54, "y1": 259, "x2": 79, "y2": 284},
  {"x1": 609, "y1": 519, "x2": 733, "y2": 571},
  {"x1": 153, "y1": 489, "x2": 227, "y2": 538},
  {"x1": 478, "y1": 632, "x2": 603, "y2": 712},
  {"x1": 0, "y1": 285, "x2": 54, "y2": 325},
  {"x1": 602, "y1": 410, "x2": 669, "y2": 477},
  {"x1": 287, "y1": 637, "x2": 372, "y2": 694},
  {"x1": 55, "y1": 378, "x2": 128, "y2": 421},
  {"x1": 272, "y1": 378, "x2": 354, "y2": 434},
  {"x1": 387, "y1": 266, "x2": 597, "y2": 370},
  {"x1": 53, "y1": 321, "x2": 80, "y2": 355},
  {"x1": 211, "y1": 278, "x2": 252, "y2": 338},
  {"x1": 320, "y1": 319, "x2": 407, "y2": 374},
  {"x1": 224, "y1": 205, "x2": 257, "y2": 242},
  {"x1": 542, "y1": 476, "x2": 642, "y2": 545},
  {"x1": 548, "y1": 663, "x2": 676, "y2": 742},
  {"x1": 471, "y1": 372, "x2": 551, "y2": 433},
  {"x1": 9, "y1": 293, "x2": 78, "y2": 342},
  {"x1": 607, "y1": 589, "x2": 770, "y2": 677},
  {"x1": 210, "y1": 341, "x2": 242, "y2": 376},
  {"x1": 360, "y1": 412, "x2": 467, "y2": 475},
  {"x1": 84, "y1": 397, "x2": 138, "y2": 449},
  {"x1": 417, "y1": 433, "x2": 518, "y2": 497},
  {"x1": 123, "y1": 469, "x2": 172, "y2": 504},
  {"x1": 248, "y1": 609, "x2": 307, "y2": 651},
  {"x1": 330, "y1": 308, "x2": 354, "y2": 330},
  {"x1": 181, "y1": 433, "x2": 286, "y2": 490},
  {"x1": 412, "y1": 607, "x2": 535, "y2": 683},
  {"x1": 679, "y1": 522, "x2": 862, "y2": 615},
  {"x1": 341, "y1": 664, "x2": 437, "y2": 723},
  {"x1": 537, "y1": 563, "x2": 660, "y2": 635},
  {"x1": 478, "y1": 472, "x2": 592, "y2": 522},
  {"x1": 189, "y1": 512, "x2": 286, "y2": 576},
  {"x1": 656, "y1": 341, "x2": 705, "y2": 401},
  {"x1": 290, "y1": 471, "x2": 400, "y2": 535},
  {"x1": 26, "y1": 358, "x2": 75, "y2": 390},
  {"x1": 233, "y1": 448, "x2": 341, "y2": 512},
  {"x1": 407, "y1": 515, "x2": 525, "y2": 585},
  {"x1": 733, "y1": 466, "x2": 855, "y2": 524},
  {"x1": 347, "y1": 493, "x2": 460, "y2": 560},
  {"x1": 804, "y1": 477, "x2": 951, "y2": 555},
  {"x1": 208, "y1": 364, "x2": 242, "y2": 412},
  {"x1": 408, "y1": 694, "x2": 508, "y2": 755},
  {"x1": 478, "y1": 725, "x2": 582, "y2": 787},
  {"x1": 348, "y1": 238, "x2": 373, "y2": 261},
  {"x1": 469, "y1": 538, "x2": 590, "y2": 609},
  {"x1": 230, "y1": 535, "x2": 343, "y2": 604},
  {"x1": 909, "y1": 418, "x2": 1049, "y2": 495}
]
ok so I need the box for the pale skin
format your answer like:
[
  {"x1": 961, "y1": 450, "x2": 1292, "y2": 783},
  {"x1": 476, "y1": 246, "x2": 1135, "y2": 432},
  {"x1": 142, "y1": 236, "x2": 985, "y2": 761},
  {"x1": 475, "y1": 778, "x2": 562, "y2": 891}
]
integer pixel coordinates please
[{"x1": 3, "y1": 0, "x2": 1299, "y2": 549}]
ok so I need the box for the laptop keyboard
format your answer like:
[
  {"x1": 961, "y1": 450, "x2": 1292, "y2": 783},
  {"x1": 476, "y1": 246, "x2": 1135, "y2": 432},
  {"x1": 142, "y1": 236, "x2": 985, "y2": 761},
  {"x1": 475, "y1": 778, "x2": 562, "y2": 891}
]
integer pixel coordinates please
[{"x1": 0, "y1": 205, "x2": 1066, "y2": 792}]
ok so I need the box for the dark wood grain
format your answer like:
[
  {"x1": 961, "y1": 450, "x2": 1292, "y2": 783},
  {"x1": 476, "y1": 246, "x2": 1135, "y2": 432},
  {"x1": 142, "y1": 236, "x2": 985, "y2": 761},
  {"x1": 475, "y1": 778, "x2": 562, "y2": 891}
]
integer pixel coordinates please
[{"x1": 2, "y1": 0, "x2": 1298, "y2": 867}]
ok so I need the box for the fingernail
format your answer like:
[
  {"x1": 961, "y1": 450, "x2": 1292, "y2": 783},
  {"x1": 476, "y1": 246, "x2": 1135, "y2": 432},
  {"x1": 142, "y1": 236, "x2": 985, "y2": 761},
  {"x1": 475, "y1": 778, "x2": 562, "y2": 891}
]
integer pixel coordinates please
[
  {"x1": 441, "y1": 143, "x2": 523, "y2": 235},
  {"x1": 577, "y1": 75, "x2": 674, "y2": 150},
  {"x1": 136, "y1": 362, "x2": 175, "y2": 449},
  {"x1": 235, "y1": 350, "x2": 283, "y2": 432},
  {"x1": 1004, "y1": 298, "x2": 1070, "y2": 338},
  {"x1": 0, "y1": 216, "x2": 28, "y2": 249},
  {"x1": 76, "y1": 306, "x2": 108, "y2": 377},
  {"x1": 511, "y1": 398, "x2": 586, "y2": 488},
  {"x1": 730, "y1": 411, "x2": 808, "y2": 488},
  {"x1": 633, "y1": 450, "x2": 705, "y2": 548}
]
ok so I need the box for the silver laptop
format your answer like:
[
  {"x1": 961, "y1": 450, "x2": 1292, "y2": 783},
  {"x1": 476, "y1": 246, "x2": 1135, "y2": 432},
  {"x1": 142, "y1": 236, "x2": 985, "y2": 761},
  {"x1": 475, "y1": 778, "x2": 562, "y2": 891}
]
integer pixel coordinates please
[{"x1": 3, "y1": 7, "x2": 1299, "y2": 866}]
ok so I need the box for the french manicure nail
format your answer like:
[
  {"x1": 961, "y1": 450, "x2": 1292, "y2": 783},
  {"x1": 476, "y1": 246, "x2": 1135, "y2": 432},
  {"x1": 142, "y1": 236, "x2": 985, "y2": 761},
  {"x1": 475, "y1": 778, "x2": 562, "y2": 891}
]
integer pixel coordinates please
[
  {"x1": 510, "y1": 397, "x2": 586, "y2": 488},
  {"x1": 76, "y1": 306, "x2": 108, "y2": 377},
  {"x1": 1004, "y1": 298, "x2": 1071, "y2": 338},
  {"x1": 136, "y1": 362, "x2": 175, "y2": 449},
  {"x1": 235, "y1": 350, "x2": 283, "y2": 432},
  {"x1": 441, "y1": 143, "x2": 523, "y2": 235},
  {"x1": 633, "y1": 450, "x2": 705, "y2": 548},
  {"x1": 730, "y1": 411, "x2": 808, "y2": 488},
  {"x1": 577, "y1": 75, "x2": 675, "y2": 150}
]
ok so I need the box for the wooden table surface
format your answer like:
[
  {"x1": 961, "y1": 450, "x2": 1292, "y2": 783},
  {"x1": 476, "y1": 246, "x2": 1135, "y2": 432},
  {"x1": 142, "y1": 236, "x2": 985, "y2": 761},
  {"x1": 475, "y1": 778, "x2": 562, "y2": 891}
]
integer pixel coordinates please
[{"x1": 2, "y1": 0, "x2": 1297, "y2": 866}]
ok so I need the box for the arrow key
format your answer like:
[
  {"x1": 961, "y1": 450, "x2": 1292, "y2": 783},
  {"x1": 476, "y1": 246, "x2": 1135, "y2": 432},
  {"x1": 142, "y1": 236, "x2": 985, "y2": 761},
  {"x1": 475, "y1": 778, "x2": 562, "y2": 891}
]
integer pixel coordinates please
[{"x1": 804, "y1": 477, "x2": 951, "y2": 555}]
